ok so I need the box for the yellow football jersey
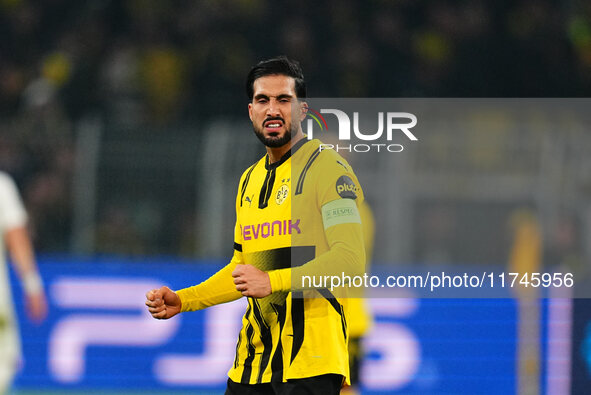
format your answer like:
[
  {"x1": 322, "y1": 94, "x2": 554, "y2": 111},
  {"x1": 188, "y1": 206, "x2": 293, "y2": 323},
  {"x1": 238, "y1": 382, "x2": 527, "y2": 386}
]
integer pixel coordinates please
[
  {"x1": 177, "y1": 137, "x2": 365, "y2": 385},
  {"x1": 347, "y1": 201, "x2": 375, "y2": 339}
]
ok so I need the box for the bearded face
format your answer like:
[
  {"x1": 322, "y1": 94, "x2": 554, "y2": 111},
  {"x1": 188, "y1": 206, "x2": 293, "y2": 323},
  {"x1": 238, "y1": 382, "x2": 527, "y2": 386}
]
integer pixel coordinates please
[
  {"x1": 248, "y1": 75, "x2": 303, "y2": 149},
  {"x1": 252, "y1": 116, "x2": 296, "y2": 148}
]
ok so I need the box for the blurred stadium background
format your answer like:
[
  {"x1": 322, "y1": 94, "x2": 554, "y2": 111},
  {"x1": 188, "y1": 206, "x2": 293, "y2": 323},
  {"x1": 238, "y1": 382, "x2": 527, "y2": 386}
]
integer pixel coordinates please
[{"x1": 2, "y1": 0, "x2": 591, "y2": 394}]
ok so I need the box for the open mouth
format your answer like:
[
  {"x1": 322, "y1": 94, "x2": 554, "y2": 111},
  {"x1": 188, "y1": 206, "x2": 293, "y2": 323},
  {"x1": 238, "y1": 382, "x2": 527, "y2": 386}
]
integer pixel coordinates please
[{"x1": 264, "y1": 119, "x2": 284, "y2": 132}]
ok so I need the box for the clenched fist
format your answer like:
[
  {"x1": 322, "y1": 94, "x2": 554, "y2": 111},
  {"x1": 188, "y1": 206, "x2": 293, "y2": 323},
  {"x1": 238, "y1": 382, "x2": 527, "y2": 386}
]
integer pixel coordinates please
[
  {"x1": 232, "y1": 264, "x2": 272, "y2": 298},
  {"x1": 145, "y1": 286, "x2": 181, "y2": 319}
]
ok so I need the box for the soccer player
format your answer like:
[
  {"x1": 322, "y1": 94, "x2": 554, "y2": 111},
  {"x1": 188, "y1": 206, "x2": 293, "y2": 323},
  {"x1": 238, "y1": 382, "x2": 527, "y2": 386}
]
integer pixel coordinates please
[
  {"x1": 342, "y1": 200, "x2": 374, "y2": 395},
  {"x1": 146, "y1": 56, "x2": 365, "y2": 394},
  {"x1": 0, "y1": 172, "x2": 48, "y2": 393}
]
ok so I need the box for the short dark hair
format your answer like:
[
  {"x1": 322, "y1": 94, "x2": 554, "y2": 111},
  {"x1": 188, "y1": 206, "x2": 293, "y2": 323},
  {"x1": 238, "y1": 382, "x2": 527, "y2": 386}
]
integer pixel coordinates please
[{"x1": 246, "y1": 56, "x2": 306, "y2": 100}]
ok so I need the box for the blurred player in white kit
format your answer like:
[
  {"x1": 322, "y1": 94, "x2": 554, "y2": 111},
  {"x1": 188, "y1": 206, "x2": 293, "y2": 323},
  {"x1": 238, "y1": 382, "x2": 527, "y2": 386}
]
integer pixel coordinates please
[{"x1": 0, "y1": 172, "x2": 47, "y2": 394}]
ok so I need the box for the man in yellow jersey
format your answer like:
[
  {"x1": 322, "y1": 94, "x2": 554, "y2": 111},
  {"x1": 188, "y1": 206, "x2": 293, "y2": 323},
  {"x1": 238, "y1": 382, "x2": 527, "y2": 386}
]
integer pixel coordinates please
[
  {"x1": 146, "y1": 56, "x2": 365, "y2": 395},
  {"x1": 319, "y1": 136, "x2": 375, "y2": 395},
  {"x1": 342, "y1": 201, "x2": 374, "y2": 395}
]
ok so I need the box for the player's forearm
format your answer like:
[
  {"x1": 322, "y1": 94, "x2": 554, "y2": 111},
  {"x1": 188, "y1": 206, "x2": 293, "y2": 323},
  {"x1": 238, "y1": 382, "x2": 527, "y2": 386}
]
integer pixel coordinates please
[
  {"x1": 268, "y1": 223, "x2": 366, "y2": 292},
  {"x1": 292, "y1": 232, "x2": 366, "y2": 290},
  {"x1": 5, "y1": 227, "x2": 43, "y2": 295},
  {"x1": 177, "y1": 260, "x2": 243, "y2": 312}
]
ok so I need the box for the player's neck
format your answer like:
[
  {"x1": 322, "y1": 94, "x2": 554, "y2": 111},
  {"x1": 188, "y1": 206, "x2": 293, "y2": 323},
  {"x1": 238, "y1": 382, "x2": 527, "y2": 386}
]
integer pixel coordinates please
[{"x1": 266, "y1": 132, "x2": 305, "y2": 164}]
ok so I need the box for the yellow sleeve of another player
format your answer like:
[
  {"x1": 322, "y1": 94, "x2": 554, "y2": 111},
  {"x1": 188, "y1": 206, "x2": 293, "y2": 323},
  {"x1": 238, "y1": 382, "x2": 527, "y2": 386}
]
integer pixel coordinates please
[{"x1": 176, "y1": 249, "x2": 244, "y2": 312}]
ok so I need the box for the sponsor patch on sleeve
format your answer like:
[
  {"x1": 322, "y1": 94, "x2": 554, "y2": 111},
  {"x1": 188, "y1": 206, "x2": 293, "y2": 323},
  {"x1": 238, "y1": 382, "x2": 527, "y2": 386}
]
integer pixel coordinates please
[
  {"x1": 335, "y1": 175, "x2": 357, "y2": 199},
  {"x1": 321, "y1": 198, "x2": 362, "y2": 229}
]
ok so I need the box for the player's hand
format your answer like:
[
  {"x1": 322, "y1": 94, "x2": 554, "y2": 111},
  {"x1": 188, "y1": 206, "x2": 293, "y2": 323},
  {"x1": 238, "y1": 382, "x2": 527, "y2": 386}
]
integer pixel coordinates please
[
  {"x1": 145, "y1": 286, "x2": 181, "y2": 319},
  {"x1": 25, "y1": 292, "x2": 48, "y2": 323},
  {"x1": 232, "y1": 264, "x2": 272, "y2": 298}
]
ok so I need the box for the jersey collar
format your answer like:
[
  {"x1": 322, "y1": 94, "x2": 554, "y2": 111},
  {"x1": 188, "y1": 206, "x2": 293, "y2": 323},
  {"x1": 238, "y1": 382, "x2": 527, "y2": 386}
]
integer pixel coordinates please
[{"x1": 265, "y1": 137, "x2": 308, "y2": 170}]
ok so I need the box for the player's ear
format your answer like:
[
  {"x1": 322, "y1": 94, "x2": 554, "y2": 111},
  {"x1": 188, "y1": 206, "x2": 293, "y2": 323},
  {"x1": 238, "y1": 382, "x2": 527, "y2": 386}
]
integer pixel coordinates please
[
  {"x1": 248, "y1": 102, "x2": 253, "y2": 121},
  {"x1": 299, "y1": 101, "x2": 308, "y2": 122}
]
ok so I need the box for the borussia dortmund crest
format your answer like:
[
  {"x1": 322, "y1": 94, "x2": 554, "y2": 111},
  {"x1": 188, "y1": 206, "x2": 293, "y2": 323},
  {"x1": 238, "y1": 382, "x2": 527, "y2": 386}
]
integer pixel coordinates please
[{"x1": 275, "y1": 184, "x2": 289, "y2": 205}]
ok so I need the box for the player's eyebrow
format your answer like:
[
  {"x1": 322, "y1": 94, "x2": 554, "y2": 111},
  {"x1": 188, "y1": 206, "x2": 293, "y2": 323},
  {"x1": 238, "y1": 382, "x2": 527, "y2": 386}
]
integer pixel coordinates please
[
  {"x1": 254, "y1": 93, "x2": 270, "y2": 101},
  {"x1": 276, "y1": 94, "x2": 293, "y2": 100},
  {"x1": 253, "y1": 93, "x2": 294, "y2": 101}
]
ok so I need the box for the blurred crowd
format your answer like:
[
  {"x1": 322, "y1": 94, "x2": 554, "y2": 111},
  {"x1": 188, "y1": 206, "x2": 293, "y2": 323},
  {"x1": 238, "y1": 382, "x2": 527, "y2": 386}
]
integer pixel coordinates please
[{"x1": 1, "y1": 0, "x2": 590, "y2": 256}]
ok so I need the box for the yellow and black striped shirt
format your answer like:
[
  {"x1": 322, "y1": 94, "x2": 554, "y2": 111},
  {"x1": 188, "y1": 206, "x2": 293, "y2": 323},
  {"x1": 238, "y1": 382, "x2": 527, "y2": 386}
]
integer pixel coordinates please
[{"x1": 177, "y1": 138, "x2": 365, "y2": 385}]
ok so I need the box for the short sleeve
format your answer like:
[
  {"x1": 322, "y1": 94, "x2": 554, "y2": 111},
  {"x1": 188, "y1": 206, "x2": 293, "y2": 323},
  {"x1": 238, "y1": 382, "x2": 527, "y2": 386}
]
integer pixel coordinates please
[{"x1": 0, "y1": 173, "x2": 27, "y2": 232}]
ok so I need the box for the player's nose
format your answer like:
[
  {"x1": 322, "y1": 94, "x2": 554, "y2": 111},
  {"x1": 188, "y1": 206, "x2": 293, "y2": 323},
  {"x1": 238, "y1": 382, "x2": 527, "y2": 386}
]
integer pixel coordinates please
[{"x1": 266, "y1": 99, "x2": 281, "y2": 116}]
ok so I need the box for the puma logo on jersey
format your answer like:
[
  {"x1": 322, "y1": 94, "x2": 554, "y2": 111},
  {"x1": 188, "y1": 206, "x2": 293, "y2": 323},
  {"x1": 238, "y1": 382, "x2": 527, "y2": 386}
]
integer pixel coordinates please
[
  {"x1": 244, "y1": 195, "x2": 254, "y2": 207},
  {"x1": 242, "y1": 219, "x2": 301, "y2": 240}
]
